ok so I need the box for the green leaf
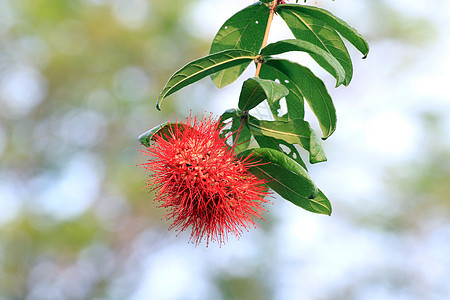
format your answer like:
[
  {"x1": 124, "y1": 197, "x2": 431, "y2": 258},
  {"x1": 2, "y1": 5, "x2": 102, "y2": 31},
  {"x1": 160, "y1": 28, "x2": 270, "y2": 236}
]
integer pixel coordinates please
[
  {"x1": 239, "y1": 148, "x2": 332, "y2": 215},
  {"x1": 260, "y1": 63, "x2": 305, "y2": 120},
  {"x1": 240, "y1": 148, "x2": 315, "y2": 189},
  {"x1": 217, "y1": 109, "x2": 251, "y2": 151},
  {"x1": 138, "y1": 122, "x2": 185, "y2": 147},
  {"x1": 263, "y1": 59, "x2": 336, "y2": 139},
  {"x1": 156, "y1": 49, "x2": 257, "y2": 110},
  {"x1": 253, "y1": 134, "x2": 307, "y2": 169},
  {"x1": 238, "y1": 77, "x2": 289, "y2": 111},
  {"x1": 278, "y1": 4, "x2": 369, "y2": 58},
  {"x1": 261, "y1": 39, "x2": 346, "y2": 86},
  {"x1": 310, "y1": 189, "x2": 332, "y2": 216},
  {"x1": 247, "y1": 115, "x2": 327, "y2": 164},
  {"x1": 277, "y1": 6, "x2": 353, "y2": 86},
  {"x1": 210, "y1": 2, "x2": 270, "y2": 88},
  {"x1": 231, "y1": 117, "x2": 252, "y2": 153}
]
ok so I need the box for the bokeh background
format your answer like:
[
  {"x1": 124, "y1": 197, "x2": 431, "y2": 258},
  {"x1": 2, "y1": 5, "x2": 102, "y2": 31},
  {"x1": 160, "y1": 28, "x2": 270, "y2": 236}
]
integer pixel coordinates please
[{"x1": 1, "y1": 0, "x2": 449, "y2": 299}]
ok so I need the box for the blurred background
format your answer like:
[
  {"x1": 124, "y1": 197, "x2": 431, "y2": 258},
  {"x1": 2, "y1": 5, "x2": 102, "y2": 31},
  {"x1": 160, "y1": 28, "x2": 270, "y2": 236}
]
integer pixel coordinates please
[{"x1": 0, "y1": 0, "x2": 449, "y2": 299}]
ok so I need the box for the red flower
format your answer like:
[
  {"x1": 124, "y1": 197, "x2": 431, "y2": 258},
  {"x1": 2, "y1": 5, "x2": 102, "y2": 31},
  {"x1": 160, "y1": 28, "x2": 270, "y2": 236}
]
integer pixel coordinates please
[{"x1": 140, "y1": 114, "x2": 270, "y2": 246}]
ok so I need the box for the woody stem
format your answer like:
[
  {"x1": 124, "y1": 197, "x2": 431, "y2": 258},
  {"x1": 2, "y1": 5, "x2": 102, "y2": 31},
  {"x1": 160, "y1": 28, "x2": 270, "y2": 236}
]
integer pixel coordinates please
[
  {"x1": 234, "y1": 1, "x2": 277, "y2": 149},
  {"x1": 254, "y1": 0, "x2": 278, "y2": 78}
]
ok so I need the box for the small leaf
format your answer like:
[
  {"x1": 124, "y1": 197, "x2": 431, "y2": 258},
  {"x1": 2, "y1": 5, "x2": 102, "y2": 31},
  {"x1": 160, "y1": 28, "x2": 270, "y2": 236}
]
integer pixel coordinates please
[
  {"x1": 239, "y1": 148, "x2": 332, "y2": 214},
  {"x1": 138, "y1": 122, "x2": 185, "y2": 147},
  {"x1": 277, "y1": 6, "x2": 353, "y2": 86},
  {"x1": 248, "y1": 115, "x2": 327, "y2": 164},
  {"x1": 278, "y1": 4, "x2": 369, "y2": 58},
  {"x1": 156, "y1": 50, "x2": 257, "y2": 110},
  {"x1": 264, "y1": 59, "x2": 336, "y2": 139},
  {"x1": 218, "y1": 108, "x2": 251, "y2": 152},
  {"x1": 210, "y1": 2, "x2": 270, "y2": 88},
  {"x1": 231, "y1": 117, "x2": 252, "y2": 153},
  {"x1": 261, "y1": 39, "x2": 346, "y2": 86},
  {"x1": 238, "y1": 77, "x2": 289, "y2": 111}
]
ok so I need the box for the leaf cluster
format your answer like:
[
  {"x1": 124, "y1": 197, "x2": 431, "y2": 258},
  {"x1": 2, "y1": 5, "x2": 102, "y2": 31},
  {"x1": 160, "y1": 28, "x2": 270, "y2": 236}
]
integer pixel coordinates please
[{"x1": 141, "y1": 1, "x2": 369, "y2": 215}]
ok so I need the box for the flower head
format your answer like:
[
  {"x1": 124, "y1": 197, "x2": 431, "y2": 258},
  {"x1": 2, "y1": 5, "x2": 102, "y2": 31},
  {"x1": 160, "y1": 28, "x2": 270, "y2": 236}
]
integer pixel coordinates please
[{"x1": 140, "y1": 114, "x2": 270, "y2": 246}]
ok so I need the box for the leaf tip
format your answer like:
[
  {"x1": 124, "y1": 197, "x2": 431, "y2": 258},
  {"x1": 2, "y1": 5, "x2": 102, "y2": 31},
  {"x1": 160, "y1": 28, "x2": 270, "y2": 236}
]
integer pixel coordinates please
[
  {"x1": 309, "y1": 156, "x2": 327, "y2": 164},
  {"x1": 138, "y1": 132, "x2": 150, "y2": 147},
  {"x1": 321, "y1": 129, "x2": 335, "y2": 141}
]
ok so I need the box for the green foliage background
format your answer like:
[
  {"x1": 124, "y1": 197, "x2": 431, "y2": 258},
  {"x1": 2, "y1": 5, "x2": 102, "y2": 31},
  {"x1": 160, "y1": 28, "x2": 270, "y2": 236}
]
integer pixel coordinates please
[
  {"x1": 0, "y1": 0, "x2": 209, "y2": 297},
  {"x1": 0, "y1": 0, "x2": 449, "y2": 299}
]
